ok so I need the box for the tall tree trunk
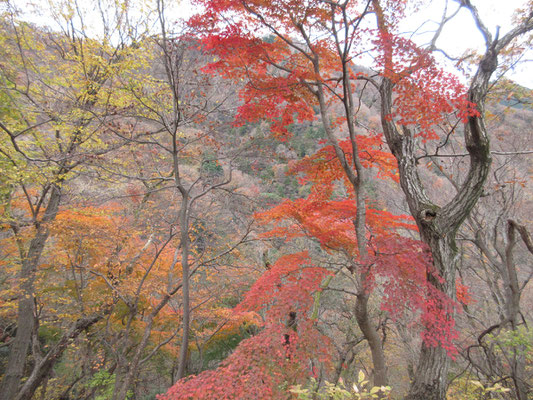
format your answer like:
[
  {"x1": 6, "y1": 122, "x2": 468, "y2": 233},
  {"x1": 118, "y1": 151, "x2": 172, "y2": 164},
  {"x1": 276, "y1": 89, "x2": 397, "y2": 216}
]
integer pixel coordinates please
[
  {"x1": 504, "y1": 220, "x2": 531, "y2": 400},
  {"x1": 0, "y1": 186, "x2": 61, "y2": 400},
  {"x1": 15, "y1": 313, "x2": 104, "y2": 400},
  {"x1": 370, "y1": 3, "x2": 533, "y2": 395},
  {"x1": 406, "y1": 234, "x2": 457, "y2": 400},
  {"x1": 355, "y1": 289, "x2": 388, "y2": 387},
  {"x1": 378, "y1": 71, "x2": 491, "y2": 398},
  {"x1": 407, "y1": 346, "x2": 449, "y2": 400},
  {"x1": 176, "y1": 197, "x2": 191, "y2": 380},
  {"x1": 316, "y1": 77, "x2": 388, "y2": 386}
]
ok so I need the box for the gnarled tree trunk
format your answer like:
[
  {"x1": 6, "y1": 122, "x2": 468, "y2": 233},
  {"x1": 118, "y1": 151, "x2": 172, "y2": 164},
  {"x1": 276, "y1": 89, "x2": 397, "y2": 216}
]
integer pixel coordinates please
[{"x1": 372, "y1": 1, "x2": 533, "y2": 396}]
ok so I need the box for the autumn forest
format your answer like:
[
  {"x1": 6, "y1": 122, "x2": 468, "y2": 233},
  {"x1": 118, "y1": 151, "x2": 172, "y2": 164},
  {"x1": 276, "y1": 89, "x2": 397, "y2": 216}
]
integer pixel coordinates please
[{"x1": 0, "y1": 0, "x2": 532, "y2": 399}]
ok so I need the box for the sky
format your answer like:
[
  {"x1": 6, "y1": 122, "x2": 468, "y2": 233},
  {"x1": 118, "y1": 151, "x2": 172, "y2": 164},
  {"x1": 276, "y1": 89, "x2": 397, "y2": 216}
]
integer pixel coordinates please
[
  {"x1": 173, "y1": 0, "x2": 532, "y2": 87},
  {"x1": 8, "y1": 0, "x2": 533, "y2": 87},
  {"x1": 402, "y1": 0, "x2": 532, "y2": 87}
]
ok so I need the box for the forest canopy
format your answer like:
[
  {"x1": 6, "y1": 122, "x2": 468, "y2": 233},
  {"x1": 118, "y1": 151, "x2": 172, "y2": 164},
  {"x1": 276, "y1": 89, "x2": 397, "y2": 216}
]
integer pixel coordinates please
[{"x1": 0, "y1": 0, "x2": 532, "y2": 400}]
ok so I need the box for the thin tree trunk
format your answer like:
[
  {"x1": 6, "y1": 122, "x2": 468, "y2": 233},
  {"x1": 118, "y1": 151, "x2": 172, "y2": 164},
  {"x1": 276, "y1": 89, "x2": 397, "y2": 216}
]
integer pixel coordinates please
[
  {"x1": 301, "y1": 12, "x2": 390, "y2": 379},
  {"x1": 504, "y1": 220, "x2": 530, "y2": 400},
  {"x1": 315, "y1": 80, "x2": 388, "y2": 386},
  {"x1": 113, "y1": 290, "x2": 177, "y2": 399},
  {"x1": 355, "y1": 289, "x2": 388, "y2": 387},
  {"x1": 176, "y1": 198, "x2": 191, "y2": 380}
]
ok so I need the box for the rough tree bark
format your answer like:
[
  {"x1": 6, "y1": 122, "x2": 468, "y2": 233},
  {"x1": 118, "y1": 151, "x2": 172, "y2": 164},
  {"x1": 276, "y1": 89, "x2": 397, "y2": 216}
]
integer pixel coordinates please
[
  {"x1": 15, "y1": 312, "x2": 106, "y2": 400},
  {"x1": 372, "y1": 1, "x2": 533, "y2": 398},
  {"x1": 0, "y1": 186, "x2": 61, "y2": 400}
]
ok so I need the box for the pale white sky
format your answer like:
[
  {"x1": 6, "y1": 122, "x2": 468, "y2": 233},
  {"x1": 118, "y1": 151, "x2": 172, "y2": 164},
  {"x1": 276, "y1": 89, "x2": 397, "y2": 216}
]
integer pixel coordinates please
[
  {"x1": 402, "y1": 0, "x2": 532, "y2": 87},
  {"x1": 9, "y1": 0, "x2": 532, "y2": 87},
  {"x1": 176, "y1": 0, "x2": 532, "y2": 87}
]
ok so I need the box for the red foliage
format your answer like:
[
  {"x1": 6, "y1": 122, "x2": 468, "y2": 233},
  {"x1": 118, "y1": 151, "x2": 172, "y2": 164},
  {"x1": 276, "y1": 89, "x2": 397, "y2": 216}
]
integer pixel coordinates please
[
  {"x1": 162, "y1": 2, "x2": 474, "y2": 397},
  {"x1": 258, "y1": 197, "x2": 460, "y2": 356},
  {"x1": 159, "y1": 253, "x2": 332, "y2": 400},
  {"x1": 291, "y1": 134, "x2": 400, "y2": 187},
  {"x1": 197, "y1": 29, "x2": 317, "y2": 140},
  {"x1": 254, "y1": 135, "x2": 460, "y2": 355},
  {"x1": 373, "y1": 31, "x2": 479, "y2": 141},
  {"x1": 456, "y1": 278, "x2": 474, "y2": 307},
  {"x1": 370, "y1": 235, "x2": 459, "y2": 356}
]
